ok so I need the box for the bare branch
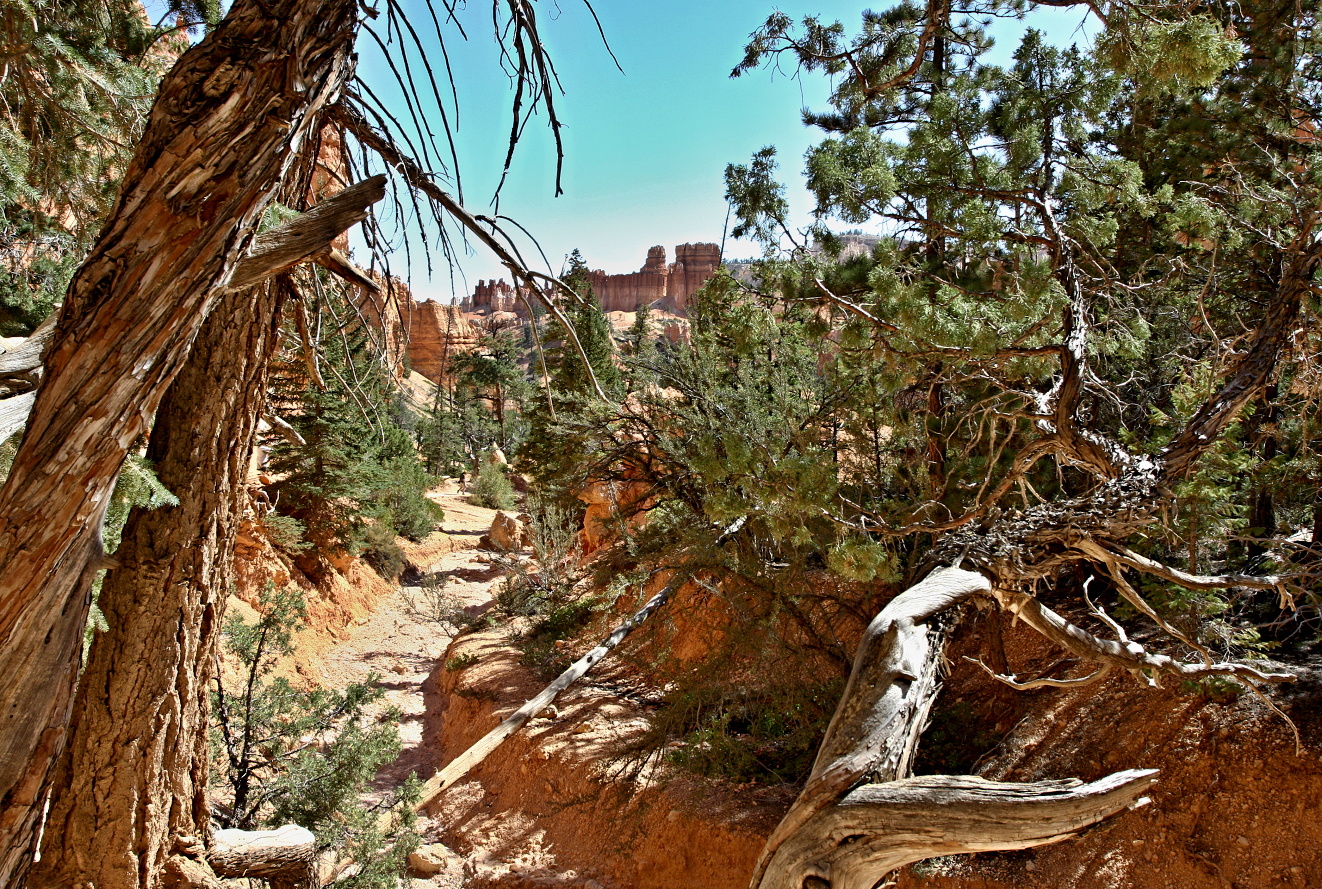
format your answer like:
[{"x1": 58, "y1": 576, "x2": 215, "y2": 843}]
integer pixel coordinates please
[
  {"x1": 331, "y1": 101, "x2": 608, "y2": 401},
  {"x1": 963, "y1": 655, "x2": 1112, "y2": 691},
  {"x1": 227, "y1": 176, "x2": 387, "y2": 292},
  {"x1": 991, "y1": 587, "x2": 1295, "y2": 688}
]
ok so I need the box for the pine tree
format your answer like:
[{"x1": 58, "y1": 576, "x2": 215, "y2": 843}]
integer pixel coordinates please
[{"x1": 267, "y1": 280, "x2": 441, "y2": 576}]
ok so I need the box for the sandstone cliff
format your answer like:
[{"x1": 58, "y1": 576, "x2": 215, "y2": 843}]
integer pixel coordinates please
[
  {"x1": 460, "y1": 243, "x2": 723, "y2": 319},
  {"x1": 405, "y1": 298, "x2": 481, "y2": 384}
]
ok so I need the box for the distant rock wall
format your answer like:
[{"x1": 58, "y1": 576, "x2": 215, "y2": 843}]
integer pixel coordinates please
[
  {"x1": 590, "y1": 244, "x2": 670, "y2": 313},
  {"x1": 404, "y1": 243, "x2": 722, "y2": 384},
  {"x1": 470, "y1": 279, "x2": 521, "y2": 314},
  {"x1": 405, "y1": 299, "x2": 479, "y2": 384},
  {"x1": 665, "y1": 242, "x2": 721, "y2": 314},
  {"x1": 461, "y1": 243, "x2": 723, "y2": 318}
]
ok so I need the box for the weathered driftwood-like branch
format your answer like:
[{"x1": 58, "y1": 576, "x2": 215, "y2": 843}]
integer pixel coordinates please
[
  {"x1": 759, "y1": 770, "x2": 1157, "y2": 889},
  {"x1": 1105, "y1": 543, "x2": 1284, "y2": 593},
  {"x1": 313, "y1": 248, "x2": 381, "y2": 293},
  {"x1": 964, "y1": 655, "x2": 1112, "y2": 691},
  {"x1": 992, "y1": 587, "x2": 1295, "y2": 687},
  {"x1": 752, "y1": 567, "x2": 1157, "y2": 889},
  {"x1": 0, "y1": 392, "x2": 35, "y2": 446},
  {"x1": 208, "y1": 825, "x2": 318, "y2": 889},
  {"x1": 414, "y1": 577, "x2": 679, "y2": 815},
  {"x1": 0, "y1": 314, "x2": 57, "y2": 378},
  {"x1": 227, "y1": 175, "x2": 387, "y2": 292},
  {"x1": 752, "y1": 567, "x2": 991, "y2": 888},
  {"x1": 263, "y1": 413, "x2": 307, "y2": 447}
]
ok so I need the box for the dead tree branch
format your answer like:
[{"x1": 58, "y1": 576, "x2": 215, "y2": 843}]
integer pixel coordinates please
[
  {"x1": 413, "y1": 575, "x2": 680, "y2": 814},
  {"x1": 330, "y1": 100, "x2": 607, "y2": 401}
]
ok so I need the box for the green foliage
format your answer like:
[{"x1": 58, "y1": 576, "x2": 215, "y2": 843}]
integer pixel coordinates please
[
  {"x1": 258, "y1": 513, "x2": 310, "y2": 554},
  {"x1": 267, "y1": 281, "x2": 440, "y2": 575},
  {"x1": 493, "y1": 497, "x2": 587, "y2": 615},
  {"x1": 446, "y1": 652, "x2": 479, "y2": 672},
  {"x1": 103, "y1": 454, "x2": 179, "y2": 554},
  {"x1": 416, "y1": 319, "x2": 536, "y2": 475},
  {"x1": 913, "y1": 701, "x2": 1004, "y2": 775},
  {"x1": 0, "y1": 0, "x2": 220, "y2": 334},
  {"x1": 210, "y1": 586, "x2": 417, "y2": 882},
  {"x1": 493, "y1": 498, "x2": 597, "y2": 676},
  {"x1": 470, "y1": 459, "x2": 516, "y2": 511},
  {"x1": 82, "y1": 454, "x2": 179, "y2": 653},
  {"x1": 657, "y1": 672, "x2": 844, "y2": 784},
  {"x1": 712, "y1": 0, "x2": 1322, "y2": 652}
]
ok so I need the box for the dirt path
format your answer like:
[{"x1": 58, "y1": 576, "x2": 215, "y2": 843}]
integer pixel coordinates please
[{"x1": 303, "y1": 485, "x2": 505, "y2": 829}]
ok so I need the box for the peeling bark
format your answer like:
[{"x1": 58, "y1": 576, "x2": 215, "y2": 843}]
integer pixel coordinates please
[
  {"x1": 0, "y1": 0, "x2": 360, "y2": 880},
  {"x1": 30, "y1": 282, "x2": 287, "y2": 889}
]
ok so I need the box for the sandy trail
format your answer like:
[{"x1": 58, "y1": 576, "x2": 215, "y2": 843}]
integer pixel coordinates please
[{"x1": 306, "y1": 486, "x2": 505, "y2": 801}]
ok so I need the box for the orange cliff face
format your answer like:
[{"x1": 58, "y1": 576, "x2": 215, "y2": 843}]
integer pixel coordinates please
[
  {"x1": 459, "y1": 243, "x2": 723, "y2": 319},
  {"x1": 393, "y1": 243, "x2": 722, "y2": 385},
  {"x1": 592, "y1": 242, "x2": 721, "y2": 315},
  {"x1": 404, "y1": 299, "x2": 480, "y2": 384}
]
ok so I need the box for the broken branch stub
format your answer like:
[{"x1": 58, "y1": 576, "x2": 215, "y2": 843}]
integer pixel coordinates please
[{"x1": 209, "y1": 825, "x2": 318, "y2": 889}]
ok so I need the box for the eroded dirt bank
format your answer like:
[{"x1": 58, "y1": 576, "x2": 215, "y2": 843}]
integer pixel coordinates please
[
  {"x1": 424, "y1": 610, "x2": 1322, "y2": 888},
  {"x1": 289, "y1": 499, "x2": 1322, "y2": 889}
]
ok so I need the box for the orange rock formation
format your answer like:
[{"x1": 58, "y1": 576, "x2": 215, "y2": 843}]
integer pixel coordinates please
[
  {"x1": 405, "y1": 299, "x2": 480, "y2": 383},
  {"x1": 459, "y1": 243, "x2": 722, "y2": 317}
]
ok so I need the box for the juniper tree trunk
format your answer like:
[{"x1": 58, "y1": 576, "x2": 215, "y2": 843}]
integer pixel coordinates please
[
  {"x1": 29, "y1": 281, "x2": 287, "y2": 889},
  {"x1": 0, "y1": 0, "x2": 358, "y2": 881}
]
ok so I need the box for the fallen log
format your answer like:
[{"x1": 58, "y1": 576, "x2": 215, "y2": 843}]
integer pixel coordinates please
[
  {"x1": 414, "y1": 576, "x2": 679, "y2": 813},
  {"x1": 209, "y1": 825, "x2": 318, "y2": 889}
]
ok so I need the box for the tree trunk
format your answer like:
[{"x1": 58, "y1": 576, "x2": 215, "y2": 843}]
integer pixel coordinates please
[
  {"x1": 30, "y1": 281, "x2": 287, "y2": 889},
  {"x1": 0, "y1": 0, "x2": 359, "y2": 881}
]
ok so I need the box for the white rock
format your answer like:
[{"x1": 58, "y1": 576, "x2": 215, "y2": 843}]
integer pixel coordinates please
[{"x1": 407, "y1": 843, "x2": 453, "y2": 876}]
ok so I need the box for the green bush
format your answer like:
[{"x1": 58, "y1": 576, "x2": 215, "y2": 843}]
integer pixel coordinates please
[
  {"x1": 259, "y1": 513, "x2": 310, "y2": 553},
  {"x1": 358, "y1": 521, "x2": 406, "y2": 579},
  {"x1": 470, "y1": 460, "x2": 516, "y2": 510},
  {"x1": 659, "y1": 676, "x2": 844, "y2": 784},
  {"x1": 210, "y1": 586, "x2": 418, "y2": 887}
]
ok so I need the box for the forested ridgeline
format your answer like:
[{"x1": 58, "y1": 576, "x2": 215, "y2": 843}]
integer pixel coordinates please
[{"x1": 1, "y1": 2, "x2": 1322, "y2": 889}]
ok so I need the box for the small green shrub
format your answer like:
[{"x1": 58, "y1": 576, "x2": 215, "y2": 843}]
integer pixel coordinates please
[
  {"x1": 494, "y1": 496, "x2": 585, "y2": 617},
  {"x1": 471, "y1": 460, "x2": 516, "y2": 510},
  {"x1": 259, "y1": 513, "x2": 310, "y2": 553},
  {"x1": 358, "y1": 521, "x2": 406, "y2": 579},
  {"x1": 655, "y1": 676, "x2": 843, "y2": 785},
  {"x1": 401, "y1": 575, "x2": 491, "y2": 635},
  {"x1": 210, "y1": 586, "x2": 418, "y2": 887},
  {"x1": 1181, "y1": 675, "x2": 1245, "y2": 702},
  {"x1": 446, "y1": 652, "x2": 479, "y2": 672}
]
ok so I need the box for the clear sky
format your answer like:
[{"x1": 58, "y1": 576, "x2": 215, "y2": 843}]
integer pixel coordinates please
[{"x1": 350, "y1": 1, "x2": 1094, "y2": 302}]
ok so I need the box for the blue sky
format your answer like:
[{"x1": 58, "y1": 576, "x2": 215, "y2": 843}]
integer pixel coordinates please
[
  {"x1": 353, "y1": 0, "x2": 871, "y2": 300},
  {"x1": 203, "y1": 1, "x2": 1090, "y2": 302}
]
